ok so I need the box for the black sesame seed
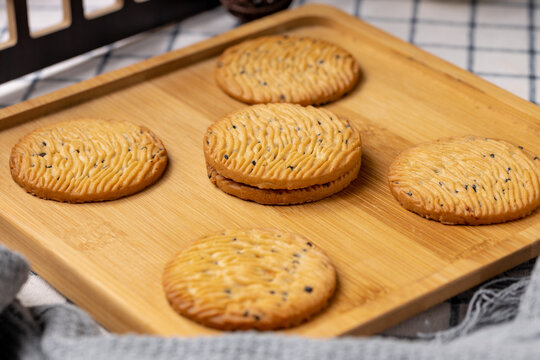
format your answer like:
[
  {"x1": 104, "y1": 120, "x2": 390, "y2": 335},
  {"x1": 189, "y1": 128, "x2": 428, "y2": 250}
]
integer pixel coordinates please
[
  {"x1": 304, "y1": 286, "x2": 313, "y2": 293},
  {"x1": 279, "y1": 94, "x2": 286, "y2": 101},
  {"x1": 38, "y1": 152, "x2": 46, "y2": 157},
  {"x1": 465, "y1": 185, "x2": 469, "y2": 190},
  {"x1": 335, "y1": 54, "x2": 341, "y2": 59},
  {"x1": 232, "y1": 125, "x2": 236, "y2": 129},
  {"x1": 75, "y1": 150, "x2": 79, "y2": 153},
  {"x1": 345, "y1": 139, "x2": 348, "y2": 145},
  {"x1": 406, "y1": 192, "x2": 413, "y2": 196},
  {"x1": 440, "y1": 204, "x2": 444, "y2": 207},
  {"x1": 505, "y1": 178, "x2": 511, "y2": 182},
  {"x1": 101, "y1": 159, "x2": 105, "y2": 163},
  {"x1": 434, "y1": 169, "x2": 439, "y2": 173},
  {"x1": 240, "y1": 70, "x2": 245, "y2": 75},
  {"x1": 262, "y1": 81, "x2": 267, "y2": 86},
  {"x1": 317, "y1": 121, "x2": 321, "y2": 125},
  {"x1": 292, "y1": 260, "x2": 300, "y2": 264},
  {"x1": 439, "y1": 181, "x2": 443, "y2": 186},
  {"x1": 518, "y1": 146, "x2": 524, "y2": 150},
  {"x1": 224, "y1": 289, "x2": 231, "y2": 294},
  {"x1": 42, "y1": 141, "x2": 47, "y2": 146},
  {"x1": 269, "y1": 290, "x2": 275, "y2": 294},
  {"x1": 31, "y1": 164, "x2": 35, "y2": 167},
  {"x1": 233, "y1": 237, "x2": 237, "y2": 241},
  {"x1": 288, "y1": 165, "x2": 295, "y2": 170},
  {"x1": 490, "y1": 154, "x2": 495, "y2": 158},
  {"x1": 455, "y1": 190, "x2": 459, "y2": 194},
  {"x1": 472, "y1": 184, "x2": 477, "y2": 193},
  {"x1": 243, "y1": 311, "x2": 249, "y2": 317},
  {"x1": 534, "y1": 157, "x2": 539, "y2": 160},
  {"x1": 293, "y1": 253, "x2": 301, "y2": 258},
  {"x1": 318, "y1": 59, "x2": 324, "y2": 65},
  {"x1": 253, "y1": 315, "x2": 260, "y2": 321},
  {"x1": 224, "y1": 154, "x2": 229, "y2": 159},
  {"x1": 307, "y1": 242, "x2": 312, "y2": 247},
  {"x1": 45, "y1": 165, "x2": 52, "y2": 169},
  {"x1": 282, "y1": 291, "x2": 288, "y2": 296}
]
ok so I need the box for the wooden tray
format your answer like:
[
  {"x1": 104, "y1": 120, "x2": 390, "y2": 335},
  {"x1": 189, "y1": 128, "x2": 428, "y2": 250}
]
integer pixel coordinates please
[{"x1": 1, "y1": 4, "x2": 539, "y2": 337}]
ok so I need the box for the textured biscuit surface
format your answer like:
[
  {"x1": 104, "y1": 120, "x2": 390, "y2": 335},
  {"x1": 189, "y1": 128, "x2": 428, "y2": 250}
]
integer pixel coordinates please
[
  {"x1": 204, "y1": 103, "x2": 362, "y2": 190},
  {"x1": 207, "y1": 160, "x2": 361, "y2": 205},
  {"x1": 388, "y1": 136, "x2": 540, "y2": 225},
  {"x1": 163, "y1": 229, "x2": 336, "y2": 330},
  {"x1": 10, "y1": 118, "x2": 167, "y2": 202},
  {"x1": 215, "y1": 35, "x2": 360, "y2": 105}
]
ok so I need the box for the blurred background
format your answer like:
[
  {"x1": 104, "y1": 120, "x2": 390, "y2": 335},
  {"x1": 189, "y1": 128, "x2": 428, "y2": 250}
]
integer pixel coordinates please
[{"x1": 1, "y1": 0, "x2": 539, "y2": 107}]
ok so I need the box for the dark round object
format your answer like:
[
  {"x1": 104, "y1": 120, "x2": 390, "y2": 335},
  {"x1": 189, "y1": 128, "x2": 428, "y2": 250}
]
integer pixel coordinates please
[{"x1": 220, "y1": 0, "x2": 293, "y2": 22}]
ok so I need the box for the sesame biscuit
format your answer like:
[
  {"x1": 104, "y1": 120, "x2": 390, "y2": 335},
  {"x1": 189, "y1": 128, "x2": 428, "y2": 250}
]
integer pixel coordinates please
[
  {"x1": 388, "y1": 136, "x2": 540, "y2": 225},
  {"x1": 215, "y1": 35, "x2": 360, "y2": 105},
  {"x1": 204, "y1": 103, "x2": 362, "y2": 190},
  {"x1": 162, "y1": 229, "x2": 336, "y2": 330},
  {"x1": 10, "y1": 118, "x2": 167, "y2": 202},
  {"x1": 206, "y1": 160, "x2": 361, "y2": 205}
]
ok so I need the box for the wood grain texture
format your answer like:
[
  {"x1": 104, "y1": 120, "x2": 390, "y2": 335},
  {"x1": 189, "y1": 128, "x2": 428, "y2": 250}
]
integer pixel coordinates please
[{"x1": 0, "y1": 4, "x2": 539, "y2": 337}]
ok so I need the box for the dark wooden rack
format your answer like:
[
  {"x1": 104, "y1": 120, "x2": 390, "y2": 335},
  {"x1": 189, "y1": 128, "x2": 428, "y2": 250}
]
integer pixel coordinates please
[{"x1": 0, "y1": 0, "x2": 220, "y2": 84}]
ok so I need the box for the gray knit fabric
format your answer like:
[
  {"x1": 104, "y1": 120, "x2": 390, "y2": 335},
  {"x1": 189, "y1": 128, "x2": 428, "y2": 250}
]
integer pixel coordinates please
[{"x1": 1, "y1": 243, "x2": 539, "y2": 360}]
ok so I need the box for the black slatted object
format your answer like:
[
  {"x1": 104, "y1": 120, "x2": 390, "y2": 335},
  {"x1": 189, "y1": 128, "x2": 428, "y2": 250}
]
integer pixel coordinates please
[{"x1": 0, "y1": 0, "x2": 220, "y2": 84}]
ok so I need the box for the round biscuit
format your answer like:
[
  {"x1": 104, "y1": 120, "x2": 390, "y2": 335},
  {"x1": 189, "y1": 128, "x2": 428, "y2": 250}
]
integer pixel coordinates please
[
  {"x1": 388, "y1": 136, "x2": 540, "y2": 225},
  {"x1": 215, "y1": 35, "x2": 360, "y2": 105},
  {"x1": 207, "y1": 160, "x2": 361, "y2": 205},
  {"x1": 10, "y1": 118, "x2": 168, "y2": 203},
  {"x1": 203, "y1": 103, "x2": 362, "y2": 190},
  {"x1": 162, "y1": 229, "x2": 336, "y2": 330}
]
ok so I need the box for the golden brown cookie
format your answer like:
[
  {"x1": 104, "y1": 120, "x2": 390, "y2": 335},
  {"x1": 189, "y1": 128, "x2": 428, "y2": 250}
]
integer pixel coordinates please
[
  {"x1": 215, "y1": 35, "x2": 360, "y2": 105},
  {"x1": 204, "y1": 103, "x2": 362, "y2": 190},
  {"x1": 163, "y1": 229, "x2": 336, "y2": 330},
  {"x1": 207, "y1": 160, "x2": 361, "y2": 205},
  {"x1": 388, "y1": 136, "x2": 540, "y2": 225},
  {"x1": 10, "y1": 118, "x2": 168, "y2": 203}
]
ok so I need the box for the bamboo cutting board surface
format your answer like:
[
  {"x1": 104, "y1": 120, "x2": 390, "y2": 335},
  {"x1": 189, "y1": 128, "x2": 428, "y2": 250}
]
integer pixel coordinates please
[{"x1": 1, "y1": 4, "x2": 540, "y2": 337}]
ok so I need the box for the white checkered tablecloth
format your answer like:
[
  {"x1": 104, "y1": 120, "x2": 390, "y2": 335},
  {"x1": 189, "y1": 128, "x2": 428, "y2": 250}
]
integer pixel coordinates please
[{"x1": 0, "y1": 0, "x2": 538, "y2": 338}]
